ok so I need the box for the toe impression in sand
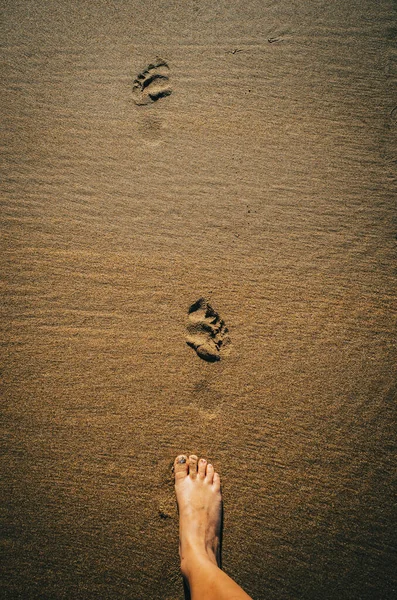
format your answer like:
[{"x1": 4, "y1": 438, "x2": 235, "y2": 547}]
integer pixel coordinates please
[
  {"x1": 132, "y1": 58, "x2": 172, "y2": 105},
  {"x1": 186, "y1": 298, "x2": 231, "y2": 362}
]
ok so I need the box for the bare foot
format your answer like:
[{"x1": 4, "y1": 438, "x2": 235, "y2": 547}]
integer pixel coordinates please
[{"x1": 174, "y1": 454, "x2": 222, "y2": 578}]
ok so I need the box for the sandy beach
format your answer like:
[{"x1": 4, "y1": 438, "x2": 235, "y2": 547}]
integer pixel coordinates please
[{"x1": 1, "y1": 1, "x2": 396, "y2": 598}]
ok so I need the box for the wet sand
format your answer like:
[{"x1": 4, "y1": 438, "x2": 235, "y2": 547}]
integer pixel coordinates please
[{"x1": 1, "y1": 1, "x2": 396, "y2": 598}]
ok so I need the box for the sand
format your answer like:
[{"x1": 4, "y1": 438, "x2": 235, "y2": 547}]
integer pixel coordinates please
[{"x1": 1, "y1": 1, "x2": 396, "y2": 598}]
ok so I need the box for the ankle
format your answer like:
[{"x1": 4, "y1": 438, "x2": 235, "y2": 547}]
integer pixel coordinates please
[{"x1": 180, "y1": 545, "x2": 218, "y2": 578}]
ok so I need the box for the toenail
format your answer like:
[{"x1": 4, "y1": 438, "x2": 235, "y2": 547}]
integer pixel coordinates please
[
  {"x1": 200, "y1": 459, "x2": 206, "y2": 463},
  {"x1": 177, "y1": 456, "x2": 187, "y2": 464}
]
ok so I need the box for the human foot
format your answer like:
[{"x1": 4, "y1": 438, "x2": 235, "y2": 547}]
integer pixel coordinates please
[{"x1": 174, "y1": 454, "x2": 222, "y2": 577}]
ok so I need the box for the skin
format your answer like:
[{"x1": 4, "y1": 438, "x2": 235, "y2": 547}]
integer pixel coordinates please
[{"x1": 174, "y1": 454, "x2": 253, "y2": 600}]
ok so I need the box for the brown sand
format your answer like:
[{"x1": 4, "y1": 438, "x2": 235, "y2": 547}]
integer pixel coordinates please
[{"x1": 1, "y1": 1, "x2": 396, "y2": 598}]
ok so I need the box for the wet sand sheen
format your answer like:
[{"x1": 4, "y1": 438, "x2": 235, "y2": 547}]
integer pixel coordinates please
[{"x1": 1, "y1": 1, "x2": 396, "y2": 599}]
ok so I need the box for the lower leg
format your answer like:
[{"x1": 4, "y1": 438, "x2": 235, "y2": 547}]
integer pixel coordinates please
[
  {"x1": 183, "y1": 552, "x2": 253, "y2": 600},
  {"x1": 174, "y1": 454, "x2": 253, "y2": 600}
]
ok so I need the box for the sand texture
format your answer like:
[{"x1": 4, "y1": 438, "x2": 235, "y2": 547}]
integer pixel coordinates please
[{"x1": 1, "y1": 1, "x2": 397, "y2": 598}]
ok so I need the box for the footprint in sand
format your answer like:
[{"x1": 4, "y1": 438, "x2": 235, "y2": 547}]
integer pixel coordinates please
[
  {"x1": 186, "y1": 298, "x2": 231, "y2": 363},
  {"x1": 132, "y1": 58, "x2": 172, "y2": 105}
]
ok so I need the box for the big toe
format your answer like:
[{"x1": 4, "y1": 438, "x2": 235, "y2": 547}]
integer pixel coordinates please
[{"x1": 174, "y1": 454, "x2": 188, "y2": 480}]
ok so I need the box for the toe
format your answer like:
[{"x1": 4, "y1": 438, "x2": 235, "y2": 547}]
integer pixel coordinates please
[
  {"x1": 198, "y1": 458, "x2": 207, "y2": 479},
  {"x1": 174, "y1": 455, "x2": 188, "y2": 481},
  {"x1": 206, "y1": 463, "x2": 214, "y2": 484},
  {"x1": 188, "y1": 454, "x2": 198, "y2": 479},
  {"x1": 213, "y1": 472, "x2": 221, "y2": 491}
]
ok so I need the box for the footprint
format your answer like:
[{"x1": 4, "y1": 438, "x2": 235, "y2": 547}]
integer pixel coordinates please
[
  {"x1": 132, "y1": 58, "x2": 172, "y2": 105},
  {"x1": 186, "y1": 298, "x2": 231, "y2": 363}
]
